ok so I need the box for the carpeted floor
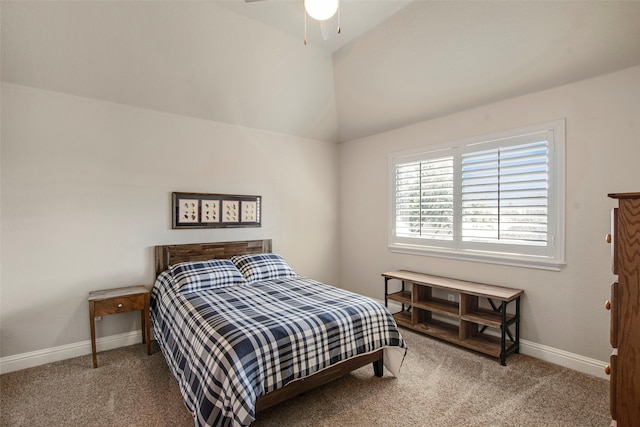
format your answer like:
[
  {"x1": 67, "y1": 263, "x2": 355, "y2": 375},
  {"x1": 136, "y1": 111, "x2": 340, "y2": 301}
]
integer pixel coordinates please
[{"x1": 0, "y1": 329, "x2": 610, "y2": 426}]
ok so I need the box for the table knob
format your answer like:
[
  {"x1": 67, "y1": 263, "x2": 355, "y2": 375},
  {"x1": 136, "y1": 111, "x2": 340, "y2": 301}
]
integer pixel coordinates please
[
  {"x1": 118, "y1": 303, "x2": 123, "y2": 308},
  {"x1": 605, "y1": 300, "x2": 611, "y2": 310},
  {"x1": 605, "y1": 233, "x2": 611, "y2": 244},
  {"x1": 604, "y1": 364, "x2": 611, "y2": 375}
]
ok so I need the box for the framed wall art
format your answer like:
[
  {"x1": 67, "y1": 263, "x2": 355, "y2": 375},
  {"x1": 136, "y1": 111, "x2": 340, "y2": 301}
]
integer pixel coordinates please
[{"x1": 172, "y1": 192, "x2": 261, "y2": 229}]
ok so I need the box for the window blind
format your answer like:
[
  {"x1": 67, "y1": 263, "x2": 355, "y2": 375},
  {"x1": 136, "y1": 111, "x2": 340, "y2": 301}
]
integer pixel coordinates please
[
  {"x1": 395, "y1": 156, "x2": 454, "y2": 240},
  {"x1": 388, "y1": 119, "x2": 564, "y2": 270},
  {"x1": 461, "y1": 140, "x2": 549, "y2": 246}
]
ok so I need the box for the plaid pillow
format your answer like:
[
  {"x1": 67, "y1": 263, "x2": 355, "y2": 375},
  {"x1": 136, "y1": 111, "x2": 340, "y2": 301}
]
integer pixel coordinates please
[
  {"x1": 170, "y1": 259, "x2": 247, "y2": 293},
  {"x1": 230, "y1": 253, "x2": 298, "y2": 284}
]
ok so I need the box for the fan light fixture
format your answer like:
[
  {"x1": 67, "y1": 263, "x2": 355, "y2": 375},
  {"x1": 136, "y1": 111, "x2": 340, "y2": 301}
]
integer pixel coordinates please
[
  {"x1": 303, "y1": 0, "x2": 341, "y2": 45},
  {"x1": 304, "y1": 0, "x2": 338, "y2": 21}
]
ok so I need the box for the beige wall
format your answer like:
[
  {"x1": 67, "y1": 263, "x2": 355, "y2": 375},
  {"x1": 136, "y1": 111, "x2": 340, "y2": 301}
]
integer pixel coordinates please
[
  {"x1": 338, "y1": 65, "x2": 640, "y2": 363},
  {"x1": 0, "y1": 83, "x2": 339, "y2": 358}
]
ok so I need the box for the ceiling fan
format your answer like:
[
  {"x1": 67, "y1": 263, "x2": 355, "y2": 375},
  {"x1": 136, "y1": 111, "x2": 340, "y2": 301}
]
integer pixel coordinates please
[{"x1": 245, "y1": 0, "x2": 341, "y2": 45}]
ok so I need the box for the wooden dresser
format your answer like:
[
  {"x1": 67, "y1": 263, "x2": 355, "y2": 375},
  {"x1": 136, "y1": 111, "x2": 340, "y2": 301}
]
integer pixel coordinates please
[{"x1": 606, "y1": 192, "x2": 640, "y2": 426}]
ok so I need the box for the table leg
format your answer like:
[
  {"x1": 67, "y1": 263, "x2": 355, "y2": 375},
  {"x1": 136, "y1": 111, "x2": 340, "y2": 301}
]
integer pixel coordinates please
[
  {"x1": 144, "y1": 294, "x2": 151, "y2": 355},
  {"x1": 500, "y1": 301, "x2": 507, "y2": 366},
  {"x1": 89, "y1": 301, "x2": 98, "y2": 368},
  {"x1": 140, "y1": 309, "x2": 146, "y2": 344}
]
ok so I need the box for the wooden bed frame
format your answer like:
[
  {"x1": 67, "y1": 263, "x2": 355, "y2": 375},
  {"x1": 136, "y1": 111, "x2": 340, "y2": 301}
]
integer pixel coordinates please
[{"x1": 154, "y1": 239, "x2": 384, "y2": 413}]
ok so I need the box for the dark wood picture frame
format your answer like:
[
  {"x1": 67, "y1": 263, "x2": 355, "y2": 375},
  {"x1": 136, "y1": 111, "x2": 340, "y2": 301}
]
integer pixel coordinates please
[{"x1": 172, "y1": 192, "x2": 261, "y2": 229}]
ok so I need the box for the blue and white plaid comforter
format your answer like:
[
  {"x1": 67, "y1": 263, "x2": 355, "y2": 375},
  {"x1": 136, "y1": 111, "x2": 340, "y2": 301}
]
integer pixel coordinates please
[{"x1": 151, "y1": 271, "x2": 407, "y2": 427}]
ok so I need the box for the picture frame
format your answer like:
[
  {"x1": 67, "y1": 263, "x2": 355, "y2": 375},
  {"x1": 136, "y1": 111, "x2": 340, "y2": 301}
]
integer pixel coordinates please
[{"x1": 172, "y1": 192, "x2": 261, "y2": 229}]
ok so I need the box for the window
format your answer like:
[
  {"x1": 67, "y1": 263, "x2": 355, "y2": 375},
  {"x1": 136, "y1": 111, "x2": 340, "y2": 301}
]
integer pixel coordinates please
[{"x1": 389, "y1": 120, "x2": 565, "y2": 270}]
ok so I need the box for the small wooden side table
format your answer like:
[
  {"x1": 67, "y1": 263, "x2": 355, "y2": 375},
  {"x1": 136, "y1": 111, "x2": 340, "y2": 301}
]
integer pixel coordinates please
[{"x1": 88, "y1": 285, "x2": 151, "y2": 368}]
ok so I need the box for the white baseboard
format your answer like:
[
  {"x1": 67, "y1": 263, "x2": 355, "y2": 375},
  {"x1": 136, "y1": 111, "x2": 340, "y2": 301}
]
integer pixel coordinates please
[
  {"x1": 519, "y1": 339, "x2": 608, "y2": 380},
  {"x1": 384, "y1": 299, "x2": 609, "y2": 380},
  {"x1": 0, "y1": 330, "x2": 144, "y2": 374}
]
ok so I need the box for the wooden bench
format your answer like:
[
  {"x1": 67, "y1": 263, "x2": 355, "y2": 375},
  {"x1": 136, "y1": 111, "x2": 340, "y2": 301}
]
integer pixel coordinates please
[{"x1": 382, "y1": 270, "x2": 523, "y2": 365}]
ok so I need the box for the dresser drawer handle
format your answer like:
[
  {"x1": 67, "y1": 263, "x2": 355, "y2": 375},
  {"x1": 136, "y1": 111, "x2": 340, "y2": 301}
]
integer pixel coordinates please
[
  {"x1": 118, "y1": 303, "x2": 123, "y2": 308},
  {"x1": 605, "y1": 233, "x2": 611, "y2": 244},
  {"x1": 604, "y1": 364, "x2": 611, "y2": 375},
  {"x1": 605, "y1": 300, "x2": 611, "y2": 310}
]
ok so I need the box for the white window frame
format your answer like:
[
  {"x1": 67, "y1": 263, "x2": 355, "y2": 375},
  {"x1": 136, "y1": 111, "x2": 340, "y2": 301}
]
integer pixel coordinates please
[{"x1": 388, "y1": 119, "x2": 566, "y2": 271}]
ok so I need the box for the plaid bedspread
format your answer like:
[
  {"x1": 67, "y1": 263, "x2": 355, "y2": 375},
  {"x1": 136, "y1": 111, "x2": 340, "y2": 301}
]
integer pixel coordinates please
[{"x1": 150, "y1": 272, "x2": 407, "y2": 427}]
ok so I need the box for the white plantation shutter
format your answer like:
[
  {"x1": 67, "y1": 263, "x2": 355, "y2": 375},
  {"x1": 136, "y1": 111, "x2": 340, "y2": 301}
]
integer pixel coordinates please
[
  {"x1": 461, "y1": 138, "x2": 549, "y2": 247},
  {"x1": 394, "y1": 161, "x2": 421, "y2": 237},
  {"x1": 395, "y1": 156, "x2": 454, "y2": 240},
  {"x1": 389, "y1": 120, "x2": 565, "y2": 270}
]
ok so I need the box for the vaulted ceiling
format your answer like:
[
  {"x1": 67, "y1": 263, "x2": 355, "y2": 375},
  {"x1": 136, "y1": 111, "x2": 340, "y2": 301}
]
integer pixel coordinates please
[
  {"x1": 333, "y1": 1, "x2": 640, "y2": 141},
  {"x1": 3, "y1": 1, "x2": 640, "y2": 143}
]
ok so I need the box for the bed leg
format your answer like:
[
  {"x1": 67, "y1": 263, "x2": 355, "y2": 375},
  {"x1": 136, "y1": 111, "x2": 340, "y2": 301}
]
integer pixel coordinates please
[{"x1": 373, "y1": 358, "x2": 384, "y2": 377}]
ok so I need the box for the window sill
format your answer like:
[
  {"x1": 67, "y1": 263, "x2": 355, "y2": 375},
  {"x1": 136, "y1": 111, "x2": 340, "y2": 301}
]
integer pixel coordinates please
[{"x1": 388, "y1": 243, "x2": 565, "y2": 271}]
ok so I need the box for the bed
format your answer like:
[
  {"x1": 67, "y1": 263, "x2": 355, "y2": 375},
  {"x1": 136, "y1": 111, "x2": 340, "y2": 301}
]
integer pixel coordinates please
[{"x1": 151, "y1": 239, "x2": 407, "y2": 426}]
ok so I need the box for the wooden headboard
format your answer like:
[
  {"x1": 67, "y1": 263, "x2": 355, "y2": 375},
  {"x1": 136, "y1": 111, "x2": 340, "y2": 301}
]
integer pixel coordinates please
[{"x1": 155, "y1": 239, "x2": 272, "y2": 276}]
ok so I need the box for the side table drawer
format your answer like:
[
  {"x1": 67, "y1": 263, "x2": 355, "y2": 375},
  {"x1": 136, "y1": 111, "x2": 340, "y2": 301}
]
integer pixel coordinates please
[{"x1": 94, "y1": 294, "x2": 145, "y2": 316}]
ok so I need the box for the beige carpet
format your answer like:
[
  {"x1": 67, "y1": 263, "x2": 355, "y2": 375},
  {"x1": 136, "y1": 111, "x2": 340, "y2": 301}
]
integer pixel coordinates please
[{"x1": 0, "y1": 329, "x2": 609, "y2": 426}]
